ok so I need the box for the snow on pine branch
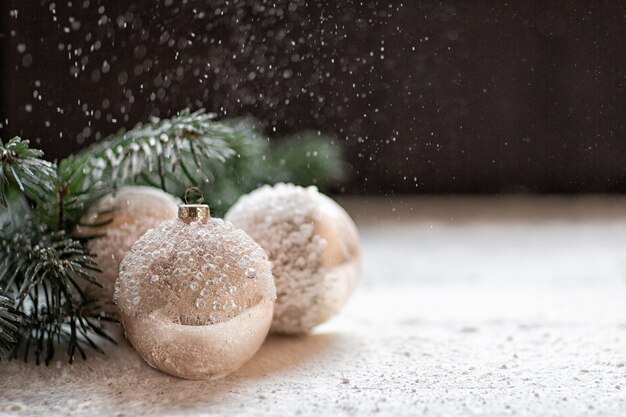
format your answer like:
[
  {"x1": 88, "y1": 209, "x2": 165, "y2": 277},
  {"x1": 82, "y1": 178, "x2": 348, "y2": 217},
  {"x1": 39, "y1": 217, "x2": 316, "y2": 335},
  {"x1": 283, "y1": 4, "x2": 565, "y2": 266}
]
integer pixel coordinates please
[{"x1": 64, "y1": 108, "x2": 238, "y2": 192}]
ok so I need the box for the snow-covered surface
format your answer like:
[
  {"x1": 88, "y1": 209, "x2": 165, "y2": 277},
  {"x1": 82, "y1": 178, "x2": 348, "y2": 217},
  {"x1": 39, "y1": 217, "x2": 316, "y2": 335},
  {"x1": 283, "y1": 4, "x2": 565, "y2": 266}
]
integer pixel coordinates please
[{"x1": 2, "y1": 196, "x2": 626, "y2": 416}]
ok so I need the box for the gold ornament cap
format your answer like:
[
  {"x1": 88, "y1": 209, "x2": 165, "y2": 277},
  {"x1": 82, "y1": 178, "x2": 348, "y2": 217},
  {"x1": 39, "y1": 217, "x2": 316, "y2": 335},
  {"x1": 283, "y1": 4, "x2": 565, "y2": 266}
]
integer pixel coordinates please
[
  {"x1": 179, "y1": 187, "x2": 210, "y2": 223},
  {"x1": 178, "y1": 204, "x2": 210, "y2": 224}
]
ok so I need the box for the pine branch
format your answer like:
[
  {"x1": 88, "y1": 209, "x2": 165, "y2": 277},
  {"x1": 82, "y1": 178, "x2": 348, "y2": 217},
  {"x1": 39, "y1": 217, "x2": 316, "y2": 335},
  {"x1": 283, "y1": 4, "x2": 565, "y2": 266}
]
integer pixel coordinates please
[
  {"x1": 0, "y1": 138, "x2": 115, "y2": 363},
  {"x1": 122, "y1": 115, "x2": 346, "y2": 216},
  {"x1": 151, "y1": 117, "x2": 271, "y2": 215},
  {"x1": 0, "y1": 137, "x2": 79, "y2": 232},
  {"x1": 57, "y1": 157, "x2": 111, "y2": 231},
  {"x1": 63, "y1": 108, "x2": 237, "y2": 194},
  {"x1": 64, "y1": 110, "x2": 346, "y2": 217},
  {"x1": 0, "y1": 213, "x2": 114, "y2": 364},
  {"x1": 0, "y1": 137, "x2": 57, "y2": 210}
]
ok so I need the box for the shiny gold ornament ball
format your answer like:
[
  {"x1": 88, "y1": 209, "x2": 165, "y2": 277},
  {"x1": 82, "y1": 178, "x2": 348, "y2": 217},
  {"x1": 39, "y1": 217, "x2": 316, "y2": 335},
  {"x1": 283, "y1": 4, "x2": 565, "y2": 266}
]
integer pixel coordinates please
[
  {"x1": 115, "y1": 204, "x2": 276, "y2": 380},
  {"x1": 226, "y1": 183, "x2": 361, "y2": 334},
  {"x1": 75, "y1": 186, "x2": 179, "y2": 309}
]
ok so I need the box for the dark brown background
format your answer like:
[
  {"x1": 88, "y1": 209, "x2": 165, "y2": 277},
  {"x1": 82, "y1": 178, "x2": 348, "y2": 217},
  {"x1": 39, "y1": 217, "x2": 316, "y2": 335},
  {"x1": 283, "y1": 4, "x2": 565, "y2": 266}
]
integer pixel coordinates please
[{"x1": 1, "y1": 1, "x2": 625, "y2": 194}]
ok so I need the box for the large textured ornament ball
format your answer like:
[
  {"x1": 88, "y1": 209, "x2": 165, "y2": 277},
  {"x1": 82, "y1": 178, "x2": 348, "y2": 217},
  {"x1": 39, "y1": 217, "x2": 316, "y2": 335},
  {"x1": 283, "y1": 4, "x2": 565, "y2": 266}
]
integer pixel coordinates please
[
  {"x1": 75, "y1": 186, "x2": 179, "y2": 308},
  {"x1": 115, "y1": 204, "x2": 276, "y2": 380},
  {"x1": 226, "y1": 183, "x2": 361, "y2": 334}
]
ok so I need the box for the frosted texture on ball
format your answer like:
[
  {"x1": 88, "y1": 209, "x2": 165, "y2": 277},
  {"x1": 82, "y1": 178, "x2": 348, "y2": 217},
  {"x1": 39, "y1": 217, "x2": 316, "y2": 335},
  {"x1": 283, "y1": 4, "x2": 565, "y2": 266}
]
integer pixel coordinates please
[
  {"x1": 226, "y1": 183, "x2": 361, "y2": 334},
  {"x1": 115, "y1": 217, "x2": 275, "y2": 380},
  {"x1": 75, "y1": 186, "x2": 179, "y2": 307}
]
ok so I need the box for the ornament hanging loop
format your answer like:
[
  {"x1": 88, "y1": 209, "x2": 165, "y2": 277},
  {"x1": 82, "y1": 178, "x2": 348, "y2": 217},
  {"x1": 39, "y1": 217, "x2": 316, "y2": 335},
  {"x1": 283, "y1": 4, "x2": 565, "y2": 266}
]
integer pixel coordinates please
[
  {"x1": 179, "y1": 187, "x2": 210, "y2": 224},
  {"x1": 184, "y1": 186, "x2": 205, "y2": 204}
]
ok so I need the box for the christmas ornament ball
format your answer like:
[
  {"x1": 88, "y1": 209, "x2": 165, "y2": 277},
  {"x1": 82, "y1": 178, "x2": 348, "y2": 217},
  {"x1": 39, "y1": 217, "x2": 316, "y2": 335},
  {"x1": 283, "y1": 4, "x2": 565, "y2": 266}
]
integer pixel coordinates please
[
  {"x1": 115, "y1": 204, "x2": 276, "y2": 380},
  {"x1": 226, "y1": 183, "x2": 361, "y2": 334},
  {"x1": 75, "y1": 186, "x2": 179, "y2": 307}
]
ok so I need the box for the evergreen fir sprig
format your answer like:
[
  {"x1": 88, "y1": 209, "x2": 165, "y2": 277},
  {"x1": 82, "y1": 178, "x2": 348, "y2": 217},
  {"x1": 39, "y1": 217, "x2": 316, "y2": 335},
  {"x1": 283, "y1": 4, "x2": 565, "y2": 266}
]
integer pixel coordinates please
[
  {"x1": 65, "y1": 109, "x2": 346, "y2": 216},
  {"x1": 148, "y1": 116, "x2": 270, "y2": 214},
  {"x1": 0, "y1": 138, "x2": 115, "y2": 362},
  {"x1": 56, "y1": 158, "x2": 112, "y2": 232},
  {"x1": 0, "y1": 137, "x2": 57, "y2": 208},
  {"x1": 65, "y1": 108, "x2": 236, "y2": 193},
  {"x1": 0, "y1": 214, "x2": 113, "y2": 364},
  {"x1": 115, "y1": 115, "x2": 347, "y2": 216}
]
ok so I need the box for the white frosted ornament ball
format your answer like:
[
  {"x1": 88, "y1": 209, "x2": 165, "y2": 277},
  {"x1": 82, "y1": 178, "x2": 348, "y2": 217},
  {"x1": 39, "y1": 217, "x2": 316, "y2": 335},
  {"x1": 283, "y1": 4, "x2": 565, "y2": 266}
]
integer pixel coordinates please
[
  {"x1": 75, "y1": 186, "x2": 179, "y2": 309},
  {"x1": 115, "y1": 204, "x2": 276, "y2": 380},
  {"x1": 226, "y1": 183, "x2": 361, "y2": 334}
]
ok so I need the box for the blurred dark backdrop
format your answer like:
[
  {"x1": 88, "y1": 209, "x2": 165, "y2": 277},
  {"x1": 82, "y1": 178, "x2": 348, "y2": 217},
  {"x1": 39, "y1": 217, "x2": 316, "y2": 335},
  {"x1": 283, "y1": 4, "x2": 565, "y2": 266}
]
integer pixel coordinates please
[{"x1": 1, "y1": 1, "x2": 625, "y2": 194}]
